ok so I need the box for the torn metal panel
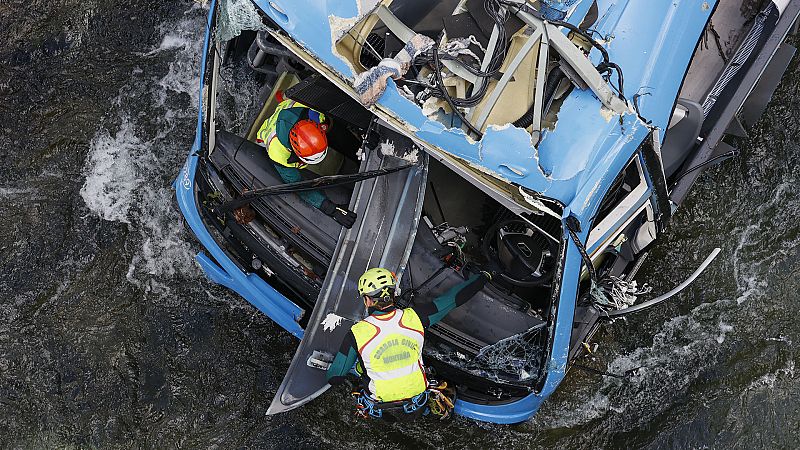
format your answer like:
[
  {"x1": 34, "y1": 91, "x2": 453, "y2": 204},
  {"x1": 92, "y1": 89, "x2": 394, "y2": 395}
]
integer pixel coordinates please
[
  {"x1": 588, "y1": 0, "x2": 717, "y2": 129},
  {"x1": 252, "y1": 0, "x2": 374, "y2": 78},
  {"x1": 253, "y1": 0, "x2": 714, "y2": 219},
  {"x1": 177, "y1": 0, "x2": 800, "y2": 426}
]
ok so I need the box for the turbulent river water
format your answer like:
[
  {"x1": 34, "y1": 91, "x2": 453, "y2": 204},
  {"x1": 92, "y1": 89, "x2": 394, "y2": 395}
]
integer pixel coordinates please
[{"x1": 2, "y1": 1, "x2": 800, "y2": 448}]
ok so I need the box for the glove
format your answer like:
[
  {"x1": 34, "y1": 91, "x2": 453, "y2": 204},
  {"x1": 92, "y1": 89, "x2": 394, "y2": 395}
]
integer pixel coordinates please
[{"x1": 321, "y1": 199, "x2": 357, "y2": 228}]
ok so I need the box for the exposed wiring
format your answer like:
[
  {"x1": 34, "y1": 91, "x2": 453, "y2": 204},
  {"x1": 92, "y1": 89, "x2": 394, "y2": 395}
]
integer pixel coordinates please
[
  {"x1": 593, "y1": 276, "x2": 652, "y2": 311},
  {"x1": 413, "y1": 0, "x2": 627, "y2": 135},
  {"x1": 599, "y1": 61, "x2": 626, "y2": 102},
  {"x1": 566, "y1": 215, "x2": 597, "y2": 285},
  {"x1": 632, "y1": 91, "x2": 653, "y2": 125},
  {"x1": 422, "y1": 0, "x2": 509, "y2": 81},
  {"x1": 414, "y1": 0, "x2": 511, "y2": 133},
  {"x1": 501, "y1": 0, "x2": 625, "y2": 101},
  {"x1": 431, "y1": 47, "x2": 484, "y2": 137}
]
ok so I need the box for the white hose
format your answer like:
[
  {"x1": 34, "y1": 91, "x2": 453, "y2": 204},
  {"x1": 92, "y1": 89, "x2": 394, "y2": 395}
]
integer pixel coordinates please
[{"x1": 605, "y1": 247, "x2": 722, "y2": 318}]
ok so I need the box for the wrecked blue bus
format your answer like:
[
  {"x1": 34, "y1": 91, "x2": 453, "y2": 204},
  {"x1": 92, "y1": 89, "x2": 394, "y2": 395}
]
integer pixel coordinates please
[{"x1": 175, "y1": 0, "x2": 799, "y2": 423}]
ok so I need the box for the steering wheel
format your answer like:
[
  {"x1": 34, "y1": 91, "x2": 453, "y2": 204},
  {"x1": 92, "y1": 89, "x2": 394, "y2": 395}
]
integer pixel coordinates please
[{"x1": 481, "y1": 219, "x2": 558, "y2": 288}]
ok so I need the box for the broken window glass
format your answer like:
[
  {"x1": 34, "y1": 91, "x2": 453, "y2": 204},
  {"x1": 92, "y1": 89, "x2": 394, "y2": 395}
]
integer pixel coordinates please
[
  {"x1": 217, "y1": 0, "x2": 267, "y2": 43},
  {"x1": 426, "y1": 325, "x2": 547, "y2": 384}
]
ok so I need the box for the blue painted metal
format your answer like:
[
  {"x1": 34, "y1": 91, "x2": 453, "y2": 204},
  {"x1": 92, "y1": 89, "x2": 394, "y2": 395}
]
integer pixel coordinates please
[
  {"x1": 175, "y1": 0, "x2": 719, "y2": 424},
  {"x1": 173, "y1": 0, "x2": 304, "y2": 339},
  {"x1": 252, "y1": 0, "x2": 714, "y2": 210}
]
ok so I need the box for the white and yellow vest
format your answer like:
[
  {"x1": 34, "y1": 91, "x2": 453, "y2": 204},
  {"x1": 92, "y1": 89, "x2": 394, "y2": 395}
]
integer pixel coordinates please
[
  {"x1": 256, "y1": 99, "x2": 326, "y2": 169},
  {"x1": 351, "y1": 308, "x2": 427, "y2": 402}
]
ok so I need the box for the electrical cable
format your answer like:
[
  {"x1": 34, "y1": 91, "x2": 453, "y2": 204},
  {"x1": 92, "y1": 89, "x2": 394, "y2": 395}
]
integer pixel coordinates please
[
  {"x1": 501, "y1": 0, "x2": 624, "y2": 99},
  {"x1": 416, "y1": 0, "x2": 511, "y2": 118},
  {"x1": 422, "y1": 0, "x2": 510, "y2": 79},
  {"x1": 416, "y1": 0, "x2": 628, "y2": 134},
  {"x1": 497, "y1": 0, "x2": 629, "y2": 129},
  {"x1": 431, "y1": 47, "x2": 484, "y2": 136},
  {"x1": 512, "y1": 65, "x2": 566, "y2": 128}
]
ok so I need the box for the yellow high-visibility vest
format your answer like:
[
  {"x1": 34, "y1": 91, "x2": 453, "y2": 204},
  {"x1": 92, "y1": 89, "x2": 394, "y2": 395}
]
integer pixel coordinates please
[
  {"x1": 351, "y1": 308, "x2": 427, "y2": 402},
  {"x1": 256, "y1": 99, "x2": 325, "y2": 169}
]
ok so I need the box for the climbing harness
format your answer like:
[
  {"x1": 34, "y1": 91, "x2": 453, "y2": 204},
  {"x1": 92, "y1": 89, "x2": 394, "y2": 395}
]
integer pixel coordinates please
[
  {"x1": 351, "y1": 389, "x2": 429, "y2": 420},
  {"x1": 350, "y1": 382, "x2": 455, "y2": 421}
]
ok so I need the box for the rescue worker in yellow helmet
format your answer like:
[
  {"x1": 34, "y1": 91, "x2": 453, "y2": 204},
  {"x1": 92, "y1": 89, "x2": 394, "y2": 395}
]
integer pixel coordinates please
[
  {"x1": 326, "y1": 267, "x2": 491, "y2": 420},
  {"x1": 256, "y1": 92, "x2": 356, "y2": 228}
]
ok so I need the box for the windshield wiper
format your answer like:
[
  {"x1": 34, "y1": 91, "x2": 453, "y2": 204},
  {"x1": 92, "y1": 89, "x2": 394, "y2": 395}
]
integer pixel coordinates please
[{"x1": 216, "y1": 163, "x2": 414, "y2": 213}]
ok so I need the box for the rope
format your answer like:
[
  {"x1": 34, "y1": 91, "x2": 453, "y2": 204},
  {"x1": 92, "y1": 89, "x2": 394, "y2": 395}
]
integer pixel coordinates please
[{"x1": 427, "y1": 381, "x2": 456, "y2": 420}]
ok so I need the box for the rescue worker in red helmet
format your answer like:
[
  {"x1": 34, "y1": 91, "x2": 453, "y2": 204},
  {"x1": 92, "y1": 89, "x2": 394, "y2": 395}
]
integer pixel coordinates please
[
  {"x1": 326, "y1": 267, "x2": 491, "y2": 420},
  {"x1": 256, "y1": 94, "x2": 356, "y2": 228}
]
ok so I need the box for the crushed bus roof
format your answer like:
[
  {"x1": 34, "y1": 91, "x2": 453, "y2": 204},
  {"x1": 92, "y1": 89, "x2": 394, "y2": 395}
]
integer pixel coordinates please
[{"x1": 252, "y1": 0, "x2": 714, "y2": 219}]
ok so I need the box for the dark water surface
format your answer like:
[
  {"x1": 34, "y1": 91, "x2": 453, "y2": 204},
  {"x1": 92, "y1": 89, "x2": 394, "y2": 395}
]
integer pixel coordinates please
[{"x1": 2, "y1": 1, "x2": 799, "y2": 448}]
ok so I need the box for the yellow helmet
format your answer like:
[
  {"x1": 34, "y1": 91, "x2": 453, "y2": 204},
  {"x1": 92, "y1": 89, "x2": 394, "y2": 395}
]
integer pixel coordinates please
[{"x1": 358, "y1": 268, "x2": 396, "y2": 298}]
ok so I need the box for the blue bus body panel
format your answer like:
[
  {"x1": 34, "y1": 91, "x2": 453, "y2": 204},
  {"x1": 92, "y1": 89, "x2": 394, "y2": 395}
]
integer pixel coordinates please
[
  {"x1": 251, "y1": 0, "x2": 714, "y2": 208},
  {"x1": 175, "y1": 0, "x2": 304, "y2": 339},
  {"x1": 176, "y1": 0, "x2": 716, "y2": 423}
]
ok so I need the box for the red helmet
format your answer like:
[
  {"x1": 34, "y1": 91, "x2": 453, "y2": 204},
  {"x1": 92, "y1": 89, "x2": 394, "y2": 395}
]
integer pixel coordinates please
[{"x1": 289, "y1": 119, "x2": 328, "y2": 165}]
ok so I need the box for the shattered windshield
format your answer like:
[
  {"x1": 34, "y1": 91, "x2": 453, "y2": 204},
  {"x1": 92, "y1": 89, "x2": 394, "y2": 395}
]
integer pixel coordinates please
[
  {"x1": 216, "y1": 0, "x2": 267, "y2": 42},
  {"x1": 426, "y1": 325, "x2": 550, "y2": 385}
]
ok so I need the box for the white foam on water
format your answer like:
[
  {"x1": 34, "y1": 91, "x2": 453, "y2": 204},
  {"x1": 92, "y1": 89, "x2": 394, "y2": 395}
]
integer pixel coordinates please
[
  {"x1": 81, "y1": 10, "x2": 207, "y2": 289},
  {"x1": 128, "y1": 18, "x2": 205, "y2": 284},
  {"x1": 538, "y1": 390, "x2": 612, "y2": 429},
  {"x1": 746, "y1": 360, "x2": 796, "y2": 392},
  {"x1": 127, "y1": 187, "x2": 197, "y2": 284},
  {"x1": 716, "y1": 322, "x2": 734, "y2": 344},
  {"x1": 718, "y1": 359, "x2": 798, "y2": 440},
  {"x1": 732, "y1": 224, "x2": 763, "y2": 304},
  {"x1": 538, "y1": 297, "x2": 746, "y2": 430},
  {"x1": 156, "y1": 34, "x2": 195, "y2": 53},
  {"x1": 731, "y1": 180, "x2": 799, "y2": 303},
  {"x1": 143, "y1": 16, "x2": 202, "y2": 55},
  {"x1": 157, "y1": 58, "x2": 201, "y2": 109},
  {"x1": 0, "y1": 187, "x2": 35, "y2": 197},
  {"x1": 80, "y1": 120, "x2": 145, "y2": 224},
  {"x1": 60, "y1": 4, "x2": 95, "y2": 49}
]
